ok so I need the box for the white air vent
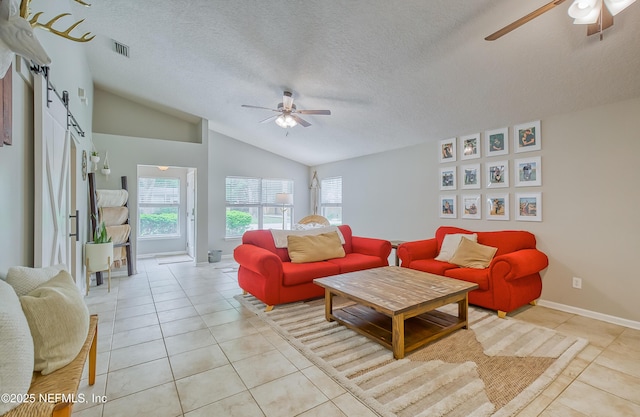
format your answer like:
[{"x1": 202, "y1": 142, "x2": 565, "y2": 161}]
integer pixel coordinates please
[{"x1": 112, "y1": 40, "x2": 130, "y2": 58}]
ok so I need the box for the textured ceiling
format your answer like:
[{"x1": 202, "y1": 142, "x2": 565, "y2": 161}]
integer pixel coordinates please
[{"x1": 73, "y1": 0, "x2": 640, "y2": 166}]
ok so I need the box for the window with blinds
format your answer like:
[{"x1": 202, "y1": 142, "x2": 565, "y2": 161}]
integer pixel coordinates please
[
  {"x1": 138, "y1": 177, "x2": 181, "y2": 238},
  {"x1": 225, "y1": 176, "x2": 294, "y2": 237},
  {"x1": 321, "y1": 176, "x2": 342, "y2": 225}
]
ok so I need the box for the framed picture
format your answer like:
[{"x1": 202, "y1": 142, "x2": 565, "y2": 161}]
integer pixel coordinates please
[
  {"x1": 516, "y1": 192, "x2": 542, "y2": 222},
  {"x1": 460, "y1": 163, "x2": 480, "y2": 189},
  {"x1": 460, "y1": 133, "x2": 480, "y2": 160},
  {"x1": 462, "y1": 194, "x2": 481, "y2": 220},
  {"x1": 515, "y1": 156, "x2": 541, "y2": 187},
  {"x1": 440, "y1": 195, "x2": 457, "y2": 219},
  {"x1": 485, "y1": 127, "x2": 509, "y2": 157},
  {"x1": 486, "y1": 160, "x2": 509, "y2": 188},
  {"x1": 439, "y1": 138, "x2": 457, "y2": 163},
  {"x1": 486, "y1": 193, "x2": 509, "y2": 221},
  {"x1": 439, "y1": 167, "x2": 456, "y2": 191},
  {"x1": 514, "y1": 120, "x2": 541, "y2": 153}
]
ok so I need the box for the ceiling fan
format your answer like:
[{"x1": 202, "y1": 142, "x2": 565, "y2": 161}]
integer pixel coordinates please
[
  {"x1": 485, "y1": 0, "x2": 636, "y2": 41},
  {"x1": 241, "y1": 91, "x2": 331, "y2": 128}
]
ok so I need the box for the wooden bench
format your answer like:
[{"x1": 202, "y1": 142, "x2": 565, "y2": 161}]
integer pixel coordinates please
[{"x1": 3, "y1": 315, "x2": 98, "y2": 417}]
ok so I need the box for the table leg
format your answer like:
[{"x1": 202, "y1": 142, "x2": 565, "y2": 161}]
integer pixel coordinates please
[
  {"x1": 324, "y1": 289, "x2": 334, "y2": 322},
  {"x1": 459, "y1": 294, "x2": 470, "y2": 329},
  {"x1": 392, "y1": 313, "x2": 405, "y2": 359}
]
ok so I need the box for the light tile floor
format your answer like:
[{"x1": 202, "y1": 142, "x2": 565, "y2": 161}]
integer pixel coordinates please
[{"x1": 75, "y1": 259, "x2": 640, "y2": 417}]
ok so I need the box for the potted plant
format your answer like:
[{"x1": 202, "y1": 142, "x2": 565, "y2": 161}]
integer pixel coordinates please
[
  {"x1": 101, "y1": 152, "x2": 111, "y2": 176},
  {"x1": 90, "y1": 151, "x2": 100, "y2": 164},
  {"x1": 85, "y1": 219, "x2": 113, "y2": 273}
]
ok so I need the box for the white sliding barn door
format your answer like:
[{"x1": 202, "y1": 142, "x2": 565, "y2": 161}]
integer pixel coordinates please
[{"x1": 34, "y1": 74, "x2": 71, "y2": 270}]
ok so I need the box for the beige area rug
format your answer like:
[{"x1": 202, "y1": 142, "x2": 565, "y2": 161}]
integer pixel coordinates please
[
  {"x1": 156, "y1": 254, "x2": 194, "y2": 265},
  {"x1": 235, "y1": 295, "x2": 588, "y2": 417}
]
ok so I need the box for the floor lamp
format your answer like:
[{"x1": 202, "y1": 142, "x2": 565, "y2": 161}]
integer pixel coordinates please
[{"x1": 276, "y1": 193, "x2": 293, "y2": 230}]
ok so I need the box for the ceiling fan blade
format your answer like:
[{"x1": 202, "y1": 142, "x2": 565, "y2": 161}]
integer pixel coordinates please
[
  {"x1": 485, "y1": 0, "x2": 568, "y2": 41},
  {"x1": 241, "y1": 104, "x2": 280, "y2": 112},
  {"x1": 291, "y1": 115, "x2": 311, "y2": 127},
  {"x1": 587, "y1": 5, "x2": 613, "y2": 36},
  {"x1": 258, "y1": 115, "x2": 279, "y2": 124},
  {"x1": 296, "y1": 109, "x2": 332, "y2": 115}
]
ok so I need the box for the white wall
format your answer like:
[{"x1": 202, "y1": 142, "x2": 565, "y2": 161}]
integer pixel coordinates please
[
  {"x1": 313, "y1": 96, "x2": 640, "y2": 323},
  {"x1": 92, "y1": 127, "x2": 209, "y2": 264},
  {"x1": 208, "y1": 131, "x2": 310, "y2": 256},
  {"x1": 0, "y1": 0, "x2": 94, "y2": 277}
]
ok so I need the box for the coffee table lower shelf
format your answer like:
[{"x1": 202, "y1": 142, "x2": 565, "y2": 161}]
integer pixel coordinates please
[{"x1": 329, "y1": 304, "x2": 467, "y2": 358}]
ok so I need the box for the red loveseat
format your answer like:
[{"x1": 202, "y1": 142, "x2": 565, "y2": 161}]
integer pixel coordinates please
[
  {"x1": 397, "y1": 226, "x2": 548, "y2": 317},
  {"x1": 234, "y1": 225, "x2": 391, "y2": 311}
]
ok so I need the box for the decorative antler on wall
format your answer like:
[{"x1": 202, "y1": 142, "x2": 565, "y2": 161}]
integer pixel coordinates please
[
  {"x1": 20, "y1": 0, "x2": 94, "y2": 43},
  {"x1": 0, "y1": 0, "x2": 94, "y2": 77}
]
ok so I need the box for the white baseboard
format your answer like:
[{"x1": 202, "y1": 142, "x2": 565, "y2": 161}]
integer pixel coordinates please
[{"x1": 538, "y1": 299, "x2": 640, "y2": 330}]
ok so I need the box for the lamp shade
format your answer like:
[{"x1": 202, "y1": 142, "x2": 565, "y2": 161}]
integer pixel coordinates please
[
  {"x1": 604, "y1": 0, "x2": 636, "y2": 15},
  {"x1": 276, "y1": 193, "x2": 293, "y2": 205},
  {"x1": 568, "y1": 0, "x2": 599, "y2": 18}
]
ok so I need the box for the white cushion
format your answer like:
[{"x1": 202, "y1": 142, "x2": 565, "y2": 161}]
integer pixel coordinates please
[
  {"x1": 6, "y1": 264, "x2": 67, "y2": 296},
  {"x1": 0, "y1": 279, "x2": 34, "y2": 415},
  {"x1": 435, "y1": 233, "x2": 478, "y2": 262},
  {"x1": 20, "y1": 270, "x2": 90, "y2": 375}
]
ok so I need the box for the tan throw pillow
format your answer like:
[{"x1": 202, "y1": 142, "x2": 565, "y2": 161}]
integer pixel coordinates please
[
  {"x1": 6, "y1": 264, "x2": 67, "y2": 296},
  {"x1": 20, "y1": 270, "x2": 90, "y2": 375},
  {"x1": 449, "y1": 237, "x2": 498, "y2": 269},
  {"x1": 435, "y1": 233, "x2": 478, "y2": 262},
  {"x1": 287, "y1": 231, "x2": 346, "y2": 263}
]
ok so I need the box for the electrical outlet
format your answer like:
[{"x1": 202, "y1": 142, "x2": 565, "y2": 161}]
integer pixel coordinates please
[{"x1": 572, "y1": 277, "x2": 582, "y2": 289}]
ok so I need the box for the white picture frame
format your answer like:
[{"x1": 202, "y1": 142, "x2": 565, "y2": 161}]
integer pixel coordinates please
[
  {"x1": 516, "y1": 192, "x2": 542, "y2": 222},
  {"x1": 515, "y1": 156, "x2": 542, "y2": 187},
  {"x1": 440, "y1": 195, "x2": 457, "y2": 219},
  {"x1": 514, "y1": 120, "x2": 541, "y2": 153},
  {"x1": 486, "y1": 160, "x2": 509, "y2": 188},
  {"x1": 460, "y1": 163, "x2": 480, "y2": 189},
  {"x1": 440, "y1": 167, "x2": 456, "y2": 191},
  {"x1": 462, "y1": 194, "x2": 481, "y2": 220},
  {"x1": 460, "y1": 133, "x2": 480, "y2": 160},
  {"x1": 486, "y1": 193, "x2": 510, "y2": 221},
  {"x1": 439, "y1": 138, "x2": 457, "y2": 163},
  {"x1": 485, "y1": 127, "x2": 509, "y2": 157}
]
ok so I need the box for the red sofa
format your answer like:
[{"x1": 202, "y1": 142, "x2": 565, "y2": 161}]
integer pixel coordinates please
[
  {"x1": 397, "y1": 226, "x2": 548, "y2": 317},
  {"x1": 234, "y1": 225, "x2": 391, "y2": 310}
]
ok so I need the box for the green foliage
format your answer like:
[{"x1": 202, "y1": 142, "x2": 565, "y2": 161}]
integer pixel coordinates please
[
  {"x1": 226, "y1": 210, "x2": 252, "y2": 235},
  {"x1": 139, "y1": 212, "x2": 178, "y2": 236},
  {"x1": 93, "y1": 219, "x2": 112, "y2": 243}
]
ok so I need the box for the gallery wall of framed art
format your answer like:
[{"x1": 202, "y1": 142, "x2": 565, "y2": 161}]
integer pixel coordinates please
[{"x1": 438, "y1": 120, "x2": 543, "y2": 222}]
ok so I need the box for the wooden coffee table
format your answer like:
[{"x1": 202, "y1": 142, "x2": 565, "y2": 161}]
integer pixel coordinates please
[{"x1": 313, "y1": 266, "x2": 479, "y2": 359}]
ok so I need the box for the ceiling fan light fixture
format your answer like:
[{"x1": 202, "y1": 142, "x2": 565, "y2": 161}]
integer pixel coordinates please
[
  {"x1": 604, "y1": 0, "x2": 636, "y2": 15},
  {"x1": 275, "y1": 114, "x2": 297, "y2": 128},
  {"x1": 568, "y1": 0, "x2": 599, "y2": 19}
]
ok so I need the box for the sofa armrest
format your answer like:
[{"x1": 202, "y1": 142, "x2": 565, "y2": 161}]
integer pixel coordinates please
[
  {"x1": 233, "y1": 244, "x2": 283, "y2": 279},
  {"x1": 397, "y1": 239, "x2": 439, "y2": 266},
  {"x1": 351, "y1": 236, "x2": 392, "y2": 260},
  {"x1": 489, "y1": 249, "x2": 549, "y2": 282}
]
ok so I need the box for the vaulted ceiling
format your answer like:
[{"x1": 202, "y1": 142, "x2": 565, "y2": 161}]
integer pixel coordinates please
[{"x1": 73, "y1": 0, "x2": 640, "y2": 165}]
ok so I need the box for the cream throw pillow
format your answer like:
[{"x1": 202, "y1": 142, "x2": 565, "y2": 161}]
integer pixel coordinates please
[
  {"x1": 449, "y1": 237, "x2": 498, "y2": 269},
  {"x1": 20, "y1": 270, "x2": 90, "y2": 375},
  {"x1": 0, "y1": 279, "x2": 34, "y2": 415},
  {"x1": 6, "y1": 264, "x2": 67, "y2": 296},
  {"x1": 287, "y1": 231, "x2": 346, "y2": 263},
  {"x1": 435, "y1": 233, "x2": 478, "y2": 262}
]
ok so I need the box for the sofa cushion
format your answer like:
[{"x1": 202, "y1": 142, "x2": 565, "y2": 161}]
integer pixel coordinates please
[
  {"x1": 434, "y1": 233, "x2": 477, "y2": 262},
  {"x1": 287, "y1": 232, "x2": 346, "y2": 263},
  {"x1": 282, "y1": 261, "x2": 340, "y2": 286},
  {"x1": 449, "y1": 237, "x2": 498, "y2": 269},
  {"x1": 271, "y1": 226, "x2": 345, "y2": 248},
  {"x1": 406, "y1": 259, "x2": 459, "y2": 276},
  {"x1": 20, "y1": 270, "x2": 90, "y2": 375},
  {"x1": 326, "y1": 253, "x2": 387, "y2": 274},
  {"x1": 0, "y1": 279, "x2": 34, "y2": 415},
  {"x1": 445, "y1": 267, "x2": 490, "y2": 290},
  {"x1": 477, "y1": 230, "x2": 537, "y2": 256},
  {"x1": 6, "y1": 264, "x2": 67, "y2": 296}
]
